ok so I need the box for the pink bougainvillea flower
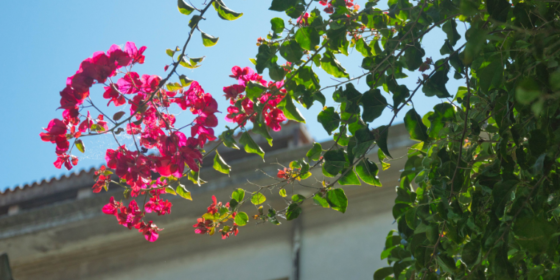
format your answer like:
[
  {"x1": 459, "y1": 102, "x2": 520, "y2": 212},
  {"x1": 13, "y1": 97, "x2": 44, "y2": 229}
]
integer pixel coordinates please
[
  {"x1": 102, "y1": 197, "x2": 121, "y2": 215},
  {"x1": 138, "y1": 221, "x2": 161, "y2": 242},
  {"x1": 54, "y1": 153, "x2": 78, "y2": 170},
  {"x1": 78, "y1": 111, "x2": 93, "y2": 133},
  {"x1": 125, "y1": 42, "x2": 147, "y2": 65},
  {"x1": 107, "y1": 44, "x2": 132, "y2": 67},
  {"x1": 96, "y1": 115, "x2": 109, "y2": 131}
]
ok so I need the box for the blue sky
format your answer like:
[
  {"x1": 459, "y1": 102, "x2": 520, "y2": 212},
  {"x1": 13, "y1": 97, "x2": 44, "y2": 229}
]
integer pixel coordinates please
[{"x1": 0, "y1": 0, "x2": 466, "y2": 189}]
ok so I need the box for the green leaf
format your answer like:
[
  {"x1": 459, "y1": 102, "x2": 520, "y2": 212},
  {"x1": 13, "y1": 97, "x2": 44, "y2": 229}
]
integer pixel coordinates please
[
  {"x1": 251, "y1": 192, "x2": 266, "y2": 205},
  {"x1": 212, "y1": 151, "x2": 231, "y2": 175},
  {"x1": 373, "y1": 267, "x2": 394, "y2": 280},
  {"x1": 487, "y1": 0, "x2": 510, "y2": 22},
  {"x1": 252, "y1": 120, "x2": 273, "y2": 146},
  {"x1": 442, "y1": 20, "x2": 461, "y2": 46},
  {"x1": 338, "y1": 168, "x2": 361, "y2": 186},
  {"x1": 189, "y1": 56, "x2": 205, "y2": 65},
  {"x1": 550, "y1": 71, "x2": 560, "y2": 90},
  {"x1": 239, "y1": 132, "x2": 265, "y2": 159},
  {"x1": 234, "y1": 212, "x2": 249, "y2": 226},
  {"x1": 327, "y1": 188, "x2": 348, "y2": 213},
  {"x1": 356, "y1": 159, "x2": 381, "y2": 186},
  {"x1": 165, "y1": 186, "x2": 176, "y2": 195},
  {"x1": 179, "y1": 75, "x2": 193, "y2": 87},
  {"x1": 166, "y1": 49, "x2": 175, "y2": 57},
  {"x1": 270, "y1": 0, "x2": 298, "y2": 11},
  {"x1": 306, "y1": 142, "x2": 322, "y2": 161},
  {"x1": 513, "y1": 215, "x2": 555, "y2": 254},
  {"x1": 279, "y1": 40, "x2": 303, "y2": 63},
  {"x1": 423, "y1": 63, "x2": 451, "y2": 98},
  {"x1": 404, "y1": 44, "x2": 425, "y2": 71},
  {"x1": 220, "y1": 129, "x2": 239, "y2": 150},
  {"x1": 317, "y1": 107, "x2": 341, "y2": 135},
  {"x1": 279, "y1": 188, "x2": 287, "y2": 197},
  {"x1": 427, "y1": 103, "x2": 455, "y2": 138},
  {"x1": 321, "y1": 52, "x2": 349, "y2": 78},
  {"x1": 212, "y1": 0, "x2": 243, "y2": 20},
  {"x1": 463, "y1": 23, "x2": 486, "y2": 65},
  {"x1": 278, "y1": 95, "x2": 306, "y2": 123},
  {"x1": 270, "y1": 17, "x2": 285, "y2": 33},
  {"x1": 361, "y1": 88, "x2": 387, "y2": 122},
  {"x1": 75, "y1": 139, "x2": 85, "y2": 153},
  {"x1": 179, "y1": 56, "x2": 200, "y2": 69},
  {"x1": 375, "y1": 125, "x2": 392, "y2": 158},
  {"x1": 286, "y1": 203, "x2": 302, "y2": 220},
  {"x1": 295, "y1": 27, "x2": 320, "y2": 51},
  {"x1": 177, "y1": 0, "x2": 195, "y2": 15},
  {"x1": 462, "y1": 240, "x2": 480, "y2": 267},
  {"x1": 516, "y1": 77, "x2": 541, "y2": 105},
  {"x1": 404, "y1": 109, "x2": 429, "y2": 142},
  {"x1": 322, "y1": 149, "x2": 347, "y2": 177},
  {"x1": 176, "y1": 184, "x2": 192, "y2": 200},
  {"x1": 188, "y1": 15, "x2": 202, "y2": 29},
  {"x1": 231, "y1": 188, "x2": 245, "y2": 202},
  {"x1": 291, "y1": 194, "x2": 306, "y2": 203},
  {"x1": 201, "y1": 31, "x2": 219, "y2": 47},
  {"x1": 355, "y1": 38, "x2": 372, "y2": 57},
  {"x1": 313, "y1": 194, "x2": 330, "y2": 208},
  {"x1": 245, "y1": 81, "x2": 267, "y2": 99}
]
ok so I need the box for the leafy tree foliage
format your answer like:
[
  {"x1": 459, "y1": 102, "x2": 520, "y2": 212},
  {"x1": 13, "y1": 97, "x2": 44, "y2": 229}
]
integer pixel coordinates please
[{"x1": 41, "y1": 0, "x2": 560, "y2": 278}]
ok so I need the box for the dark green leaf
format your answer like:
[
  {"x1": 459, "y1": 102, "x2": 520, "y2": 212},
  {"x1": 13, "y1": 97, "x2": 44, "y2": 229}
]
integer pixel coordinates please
[
  {"x1": 422, "y1": 63, "x2": 451, "y2": 98},
  {"x1": 321, "y1": 52, "x2": 349, "y2": 78},
  {"x1": 212, "y1": 0, "x2": 243, "y2": 20},
  {"x1": 516, "y1": 77, "x2": 541, "y2": 105},
  {"x1": 177, "y1": 0, "x2": 195, "y2": 15},
  {"x1": 361, "y1": 88, "x2": 387, "y2": 122},
  {"x1": 374, "y1": 267, "x2": 394, "y2": 280},
  {"x1": 295, "y1": 27, "x2": 320, "y2": 51},
  {"x1": 278, "y1": 95, "x2": 306, "y2": 123},
  {"x1": 322, "y1": 149, "x2": 347, "y2": 177},
  {"x1": 338, "y1": 168, "x2": 361, "y2": 186},
  {"x1": 269, "y1": 0, "x2": 298, "y2": 11},
  {"x1": 286, "y1": 203, "x2": 302, "y2": 220},
  {"x1": 327, "y1": 188, "x2": 348, "y2": 213},
  {"x1": 487, "y1": 0, "x2": 510, "y2": 22},
  {"x1": 270, "y1": 17, "x2": 285, "y2": 33},
  {"x1": 427, "y1": 103, "x2": 455, "y2": 138},
  {"x1": 356, "y1": 159, "x2": 381, "y2": 186},
  {"x1": 404, "y1": 44, "x2": 425, "y2": 70},
  {"x1": 306, "y1": 142, "x2": 322, "y2": 161},
  {"x1": 246, "y1": 81, "x2": 267, "y2": 99},
  {"x1": 513, "y1": 215, "x2": 555, "y2": 254},
  {"x1": 442, "y1": 20, "x2": 461, "y2": 46},
  {"x1": 239, "y1": 132, "x2": 265, "y2": 159},
  {"x1": 317, "y1": 107, "x2": 341, "y2": 135},
  {"x1": 220, "y1": 129, "x2": 239, "y2": 150},
  {"x1": 375, "y1": 125, "x2": 392, "y2": 158},
  {"x1": 404, "y1": 109, "x2": 429, "y2": 142},
  {"x1": 279, "y1": 40, "x2": 304, "y2": 63}
]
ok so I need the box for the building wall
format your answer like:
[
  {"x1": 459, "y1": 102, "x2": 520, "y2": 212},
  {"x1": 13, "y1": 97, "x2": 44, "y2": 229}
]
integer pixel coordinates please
[{"x1": 0, "y1": 125, "x2": 413, "y2": 280}]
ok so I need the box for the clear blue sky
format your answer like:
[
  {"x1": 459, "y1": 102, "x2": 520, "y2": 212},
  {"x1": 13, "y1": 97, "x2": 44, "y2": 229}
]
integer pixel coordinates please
[{"x1": 0, "y1": 0, "x2": 466, "y2": 189}]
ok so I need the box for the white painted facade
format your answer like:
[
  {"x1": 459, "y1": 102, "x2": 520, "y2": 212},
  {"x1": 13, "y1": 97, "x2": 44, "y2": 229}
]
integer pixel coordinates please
[{"x1": 0, "y1": 123, "x2": 413, "y2": 280}]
